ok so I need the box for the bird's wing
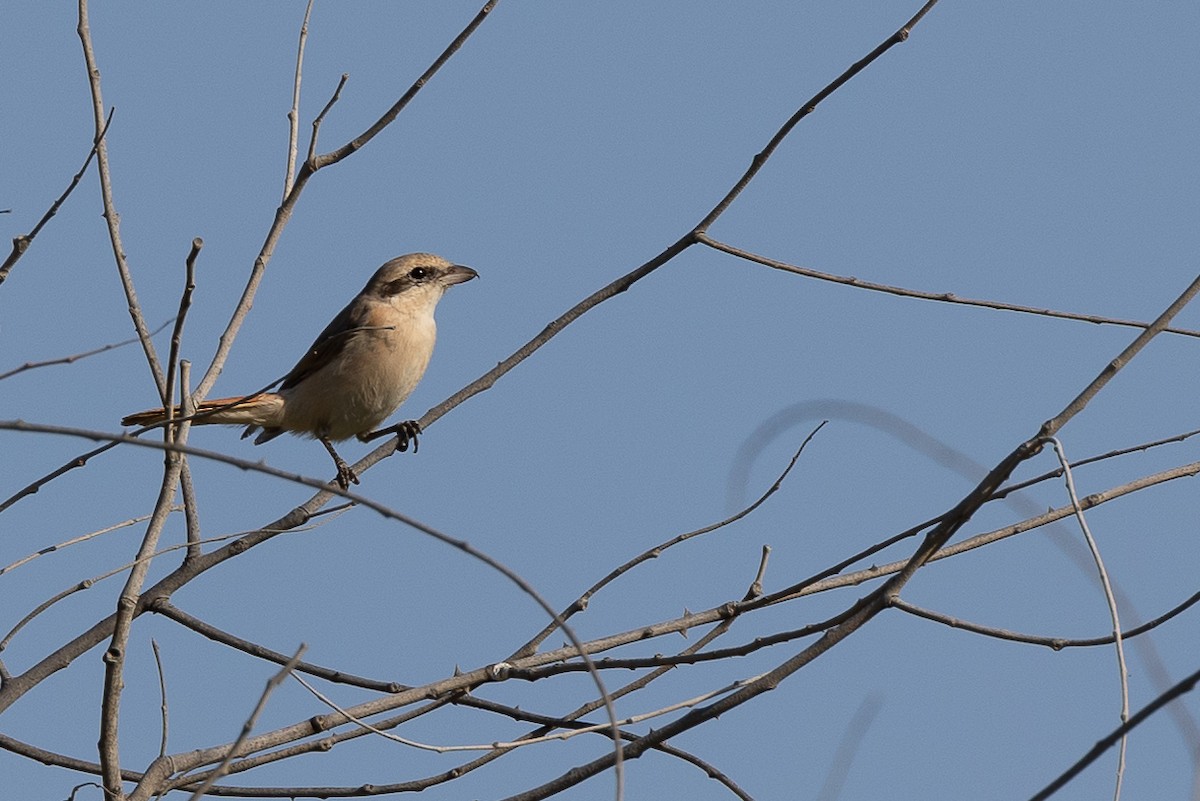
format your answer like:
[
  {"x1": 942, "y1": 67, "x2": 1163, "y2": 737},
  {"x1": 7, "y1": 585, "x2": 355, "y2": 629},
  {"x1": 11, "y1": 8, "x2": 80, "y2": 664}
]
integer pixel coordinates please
[{"x1": 278, "y1": 298, "x2": 373, "y2": 392}]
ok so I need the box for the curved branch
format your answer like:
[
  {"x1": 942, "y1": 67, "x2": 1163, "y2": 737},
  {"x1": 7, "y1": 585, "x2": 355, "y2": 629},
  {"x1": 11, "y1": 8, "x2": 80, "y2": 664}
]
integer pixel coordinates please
[
  {"x1": 891, "y1": 592, "x2": 1200, "y2": 650},
  {"x1": 698, "y1": 234, "x2": 1200, "y2": 340}
]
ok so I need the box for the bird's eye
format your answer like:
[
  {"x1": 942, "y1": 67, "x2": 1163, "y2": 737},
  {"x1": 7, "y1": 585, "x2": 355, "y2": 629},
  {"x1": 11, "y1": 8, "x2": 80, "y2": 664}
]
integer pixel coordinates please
[{"x1": 408, "y1": 267, "x2": 430, "y2": 280}]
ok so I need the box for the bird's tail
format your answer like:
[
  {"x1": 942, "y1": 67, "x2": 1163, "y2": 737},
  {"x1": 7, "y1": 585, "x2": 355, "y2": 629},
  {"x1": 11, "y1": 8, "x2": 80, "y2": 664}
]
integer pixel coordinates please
[{"x1": 121, "y1": 393, "x2": 286, "y2": 429}]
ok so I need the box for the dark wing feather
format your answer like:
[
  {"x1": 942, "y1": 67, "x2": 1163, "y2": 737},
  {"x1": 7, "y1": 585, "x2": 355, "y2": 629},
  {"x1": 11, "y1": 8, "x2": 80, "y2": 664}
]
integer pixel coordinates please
[{"x1": 278, "y1": 298, "x2": 371, "y2": 392}]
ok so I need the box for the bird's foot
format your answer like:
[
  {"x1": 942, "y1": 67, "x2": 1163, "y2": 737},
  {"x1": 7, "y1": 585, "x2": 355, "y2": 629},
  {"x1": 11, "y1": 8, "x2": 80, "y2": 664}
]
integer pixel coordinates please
[
  {"x1": 319, "y1": 436, "x2": 360, "y2": 489},
  {"x1": 334, "y1": 457, "x2": 360, "y2": 490},
  {"x1": 359, "y1": 420, "x2": 421, "y2": 452}
]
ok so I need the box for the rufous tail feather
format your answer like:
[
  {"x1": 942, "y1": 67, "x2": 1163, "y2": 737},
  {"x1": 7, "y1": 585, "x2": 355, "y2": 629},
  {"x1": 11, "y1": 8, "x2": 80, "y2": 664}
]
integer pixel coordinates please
[{"x1": 121, "y1": 394, "x2": 285, "y2": 429}]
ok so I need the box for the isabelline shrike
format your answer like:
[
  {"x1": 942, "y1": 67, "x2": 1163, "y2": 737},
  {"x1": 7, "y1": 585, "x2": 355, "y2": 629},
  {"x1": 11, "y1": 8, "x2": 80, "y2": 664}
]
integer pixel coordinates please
[{"x1": 122, "y1": 252, "x2": 478, "y2": 487}]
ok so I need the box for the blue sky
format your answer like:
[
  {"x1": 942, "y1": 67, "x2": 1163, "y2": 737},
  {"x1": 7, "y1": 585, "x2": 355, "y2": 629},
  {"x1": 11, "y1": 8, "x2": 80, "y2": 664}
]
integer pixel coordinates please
[{"x1": 3, "y1": 3, "x2": 1200, "y2": 800}]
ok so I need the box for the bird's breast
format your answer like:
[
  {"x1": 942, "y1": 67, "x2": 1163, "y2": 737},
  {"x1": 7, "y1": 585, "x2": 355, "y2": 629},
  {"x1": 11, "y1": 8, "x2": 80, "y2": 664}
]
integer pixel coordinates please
[{"x1": 280, "y1": 313, "x2": 437, "y2": 440}]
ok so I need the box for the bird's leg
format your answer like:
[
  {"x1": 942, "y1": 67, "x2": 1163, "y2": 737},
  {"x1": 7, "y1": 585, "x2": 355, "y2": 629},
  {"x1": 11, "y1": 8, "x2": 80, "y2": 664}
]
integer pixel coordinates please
[
  {"x1": 320, "y1": 436, "x2": 359, "y2": 489},
  {"x1": 358, "y1": 420, "x2": 421, "y2": 453}
]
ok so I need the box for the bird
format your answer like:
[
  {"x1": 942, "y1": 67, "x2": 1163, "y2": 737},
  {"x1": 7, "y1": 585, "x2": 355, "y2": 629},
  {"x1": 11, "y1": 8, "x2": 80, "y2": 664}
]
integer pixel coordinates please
[{"x1": 122, "y1": 252, "x2": 478, "y2": 488}]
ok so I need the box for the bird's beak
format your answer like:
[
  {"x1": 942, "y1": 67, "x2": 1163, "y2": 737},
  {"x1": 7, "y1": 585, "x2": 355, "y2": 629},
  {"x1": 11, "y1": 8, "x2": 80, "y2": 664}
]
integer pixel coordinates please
[{"x1": 443, "y1": 265, "x2": 479, "y2": 285}]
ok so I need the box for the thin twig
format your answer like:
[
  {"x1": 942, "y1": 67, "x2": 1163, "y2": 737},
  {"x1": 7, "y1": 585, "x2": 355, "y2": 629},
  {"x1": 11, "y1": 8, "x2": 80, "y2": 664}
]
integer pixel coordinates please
[
  {"x1": 184, "y1": 645, "x2": 307, "y2": 801},
  {"x1": 151, "y1": 640, "x2": 168, "y2": 758},
  {"x1": 67, "y1": 783, "x2": 104, "y2": 801},
  {"x1": 1040, "y1": 273, "x2": 1200, "y2": 439},
  {"x1": 0, "y1": 440, "x2": 116, "y2": 514},
  {"x1": 0, "y1": 512, "x2": 164, "y2": 579},
  {"x1": 307, "y1": 73, "x2": 348, "y2": 165},
  {"x1": 78, "y1": 0, "x2": 166, "y2": 398},
  {"x1": 692, "y1": 1, "x2": 941, "y2": 234},
  {"x1": 745, "y1": 545, "x2": 771, "y2": 601},
  {"x1": 163, "y1": 240, "x2": 201, "y2": 423},
  {"x1": 1047, "y1": 437, "x2": 1129, "y2": 801},
  {"x1": 0, "y1": 317, "x2": 173, "y2": 382},
  {"x1": 284, "y1": 0, "x2": 316, "y2": 197},
  {"x1": 179, "y1": 461, "x2": 201, "y2": 554},
  {"x1": 993, "y1": 427, "x2": 1200, "y2": 500},
  {"x1": 0, "y1": 108, "x2": 114, "y2": 286},
  {"x1": 698, "y1": 233, "x2": 1200, "y2": 340},
  {"x1": 505, "y1": 609, "x2": 848, "y2": 679}
]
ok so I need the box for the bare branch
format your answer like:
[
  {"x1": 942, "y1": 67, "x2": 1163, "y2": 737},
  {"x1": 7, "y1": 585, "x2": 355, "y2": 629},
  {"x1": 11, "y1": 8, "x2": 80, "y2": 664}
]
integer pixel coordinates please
[{"x1": 77, "y1": 0, "x2": 167, "y2": 398}]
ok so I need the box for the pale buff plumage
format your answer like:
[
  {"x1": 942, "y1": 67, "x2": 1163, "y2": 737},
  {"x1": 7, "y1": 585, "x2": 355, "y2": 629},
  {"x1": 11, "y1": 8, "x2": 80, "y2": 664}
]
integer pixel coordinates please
[{"x1": 122, "y1": 253, "x2": 477, "y2": 486}]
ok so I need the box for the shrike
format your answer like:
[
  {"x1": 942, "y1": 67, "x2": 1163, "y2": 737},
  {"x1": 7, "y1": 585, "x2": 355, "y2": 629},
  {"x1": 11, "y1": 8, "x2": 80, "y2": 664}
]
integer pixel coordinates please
[{"x1": 123, "y1": 252, "x2": 478, "y2": 488}]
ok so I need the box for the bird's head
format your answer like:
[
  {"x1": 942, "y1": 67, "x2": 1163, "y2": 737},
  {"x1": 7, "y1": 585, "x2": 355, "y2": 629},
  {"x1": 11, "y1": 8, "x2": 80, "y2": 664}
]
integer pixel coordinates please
[{"x1": 366, "y1": 253, "x2": 478, "y2": 310}]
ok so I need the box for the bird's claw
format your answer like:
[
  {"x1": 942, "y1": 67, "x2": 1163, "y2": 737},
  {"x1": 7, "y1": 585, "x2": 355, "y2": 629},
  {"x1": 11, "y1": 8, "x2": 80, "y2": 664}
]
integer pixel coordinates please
[
  {"x1": 334, "y1": 457, "x2": 360, "y2": 490},
  {"x1": 392, "y1": 420, "x2": 421, "y2": 453},
  {"x1": 319, "y1": 436, "x2": 360, "y2": 489},
  {"x1": 358, "y1": 419, "x2": 421, "y2": 451}
]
